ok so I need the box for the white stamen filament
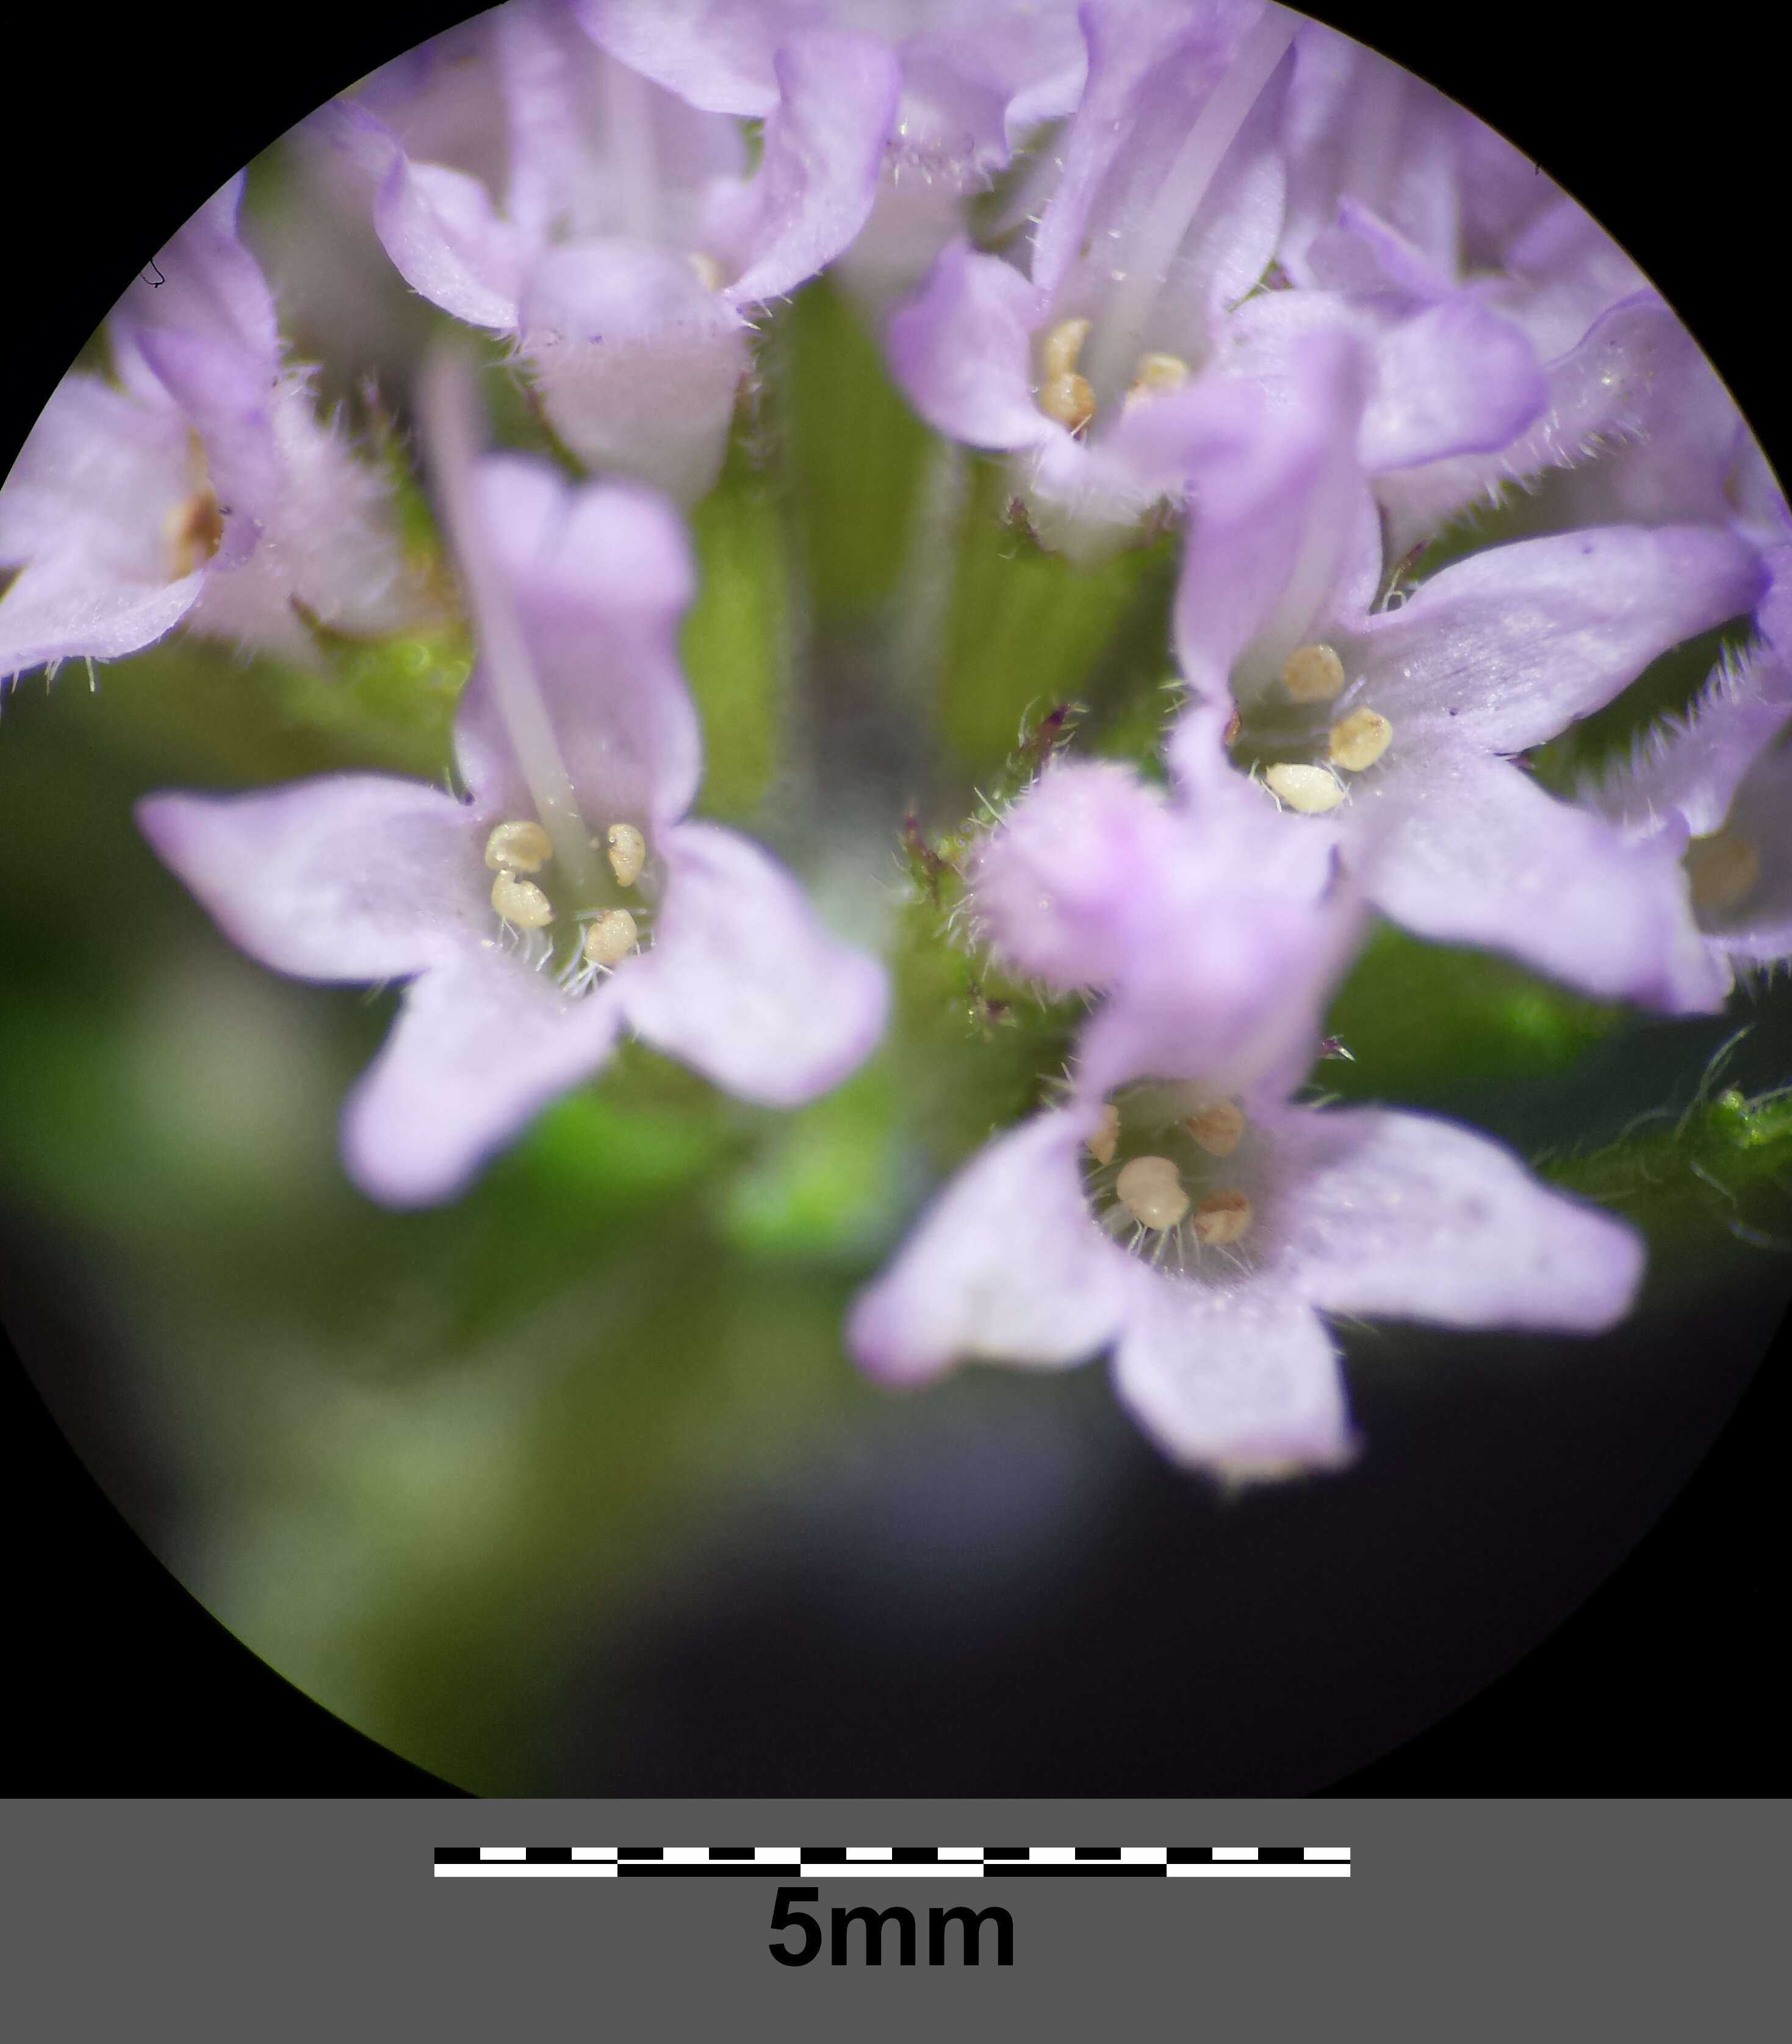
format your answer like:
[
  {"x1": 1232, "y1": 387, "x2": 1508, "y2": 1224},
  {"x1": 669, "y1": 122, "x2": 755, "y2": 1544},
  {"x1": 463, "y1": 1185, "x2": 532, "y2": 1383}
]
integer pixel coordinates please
[
  {"x1": 419, "y1": 350, "x2": 601, "y2": 899},
  {"x1": 1079, "y1": 4, "x2": 1299, "y2": 415}
]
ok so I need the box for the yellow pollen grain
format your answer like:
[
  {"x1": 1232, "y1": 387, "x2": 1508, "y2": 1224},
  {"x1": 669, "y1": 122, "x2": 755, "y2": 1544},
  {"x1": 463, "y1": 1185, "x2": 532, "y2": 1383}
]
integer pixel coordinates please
[
  {"x1": 491, "y1": 870, "x2": 553, "y2": 929},
  {"x1": 1123, "y1": 351, "x2": 1190, "y2": 412},
  {"x1": 606, "y1": 821, "x2": 647, "y2": 888},
  {"x1": 1087, "y1": 1101, "x2": 1120, "y2": 1167},
  {"x1": 1192, "y1": 1189, "x2": 1252, "y2": 1245},
  {"x1": 1264, "y1": 762, "x2": 1345, "y2": 814},
  {"x1": 1186, "y1": 1101, "x2": 1246, "y2": 1156},
  {"x1": 1115, "y1": 1154, "x2": 1189, "y2": 1233},
  {"x1": 1281, "y1": 642, "x2": 1346, "y2": 702},
  {"x1": 584, "y1": 909, "x2": 639, "y2": 966},
  {"x1": 165, "y1": 488, "x2": 225, "y2": 579},
  {"x1": 1328, "y1": 708, "x2": 1393, "y2": 772},
  {"x1": 485, "y1": 819, "x2": 554, "y2": 873},
  {"x1": 1685, "y1": 828, "x2": 1761, "y2": 915}
]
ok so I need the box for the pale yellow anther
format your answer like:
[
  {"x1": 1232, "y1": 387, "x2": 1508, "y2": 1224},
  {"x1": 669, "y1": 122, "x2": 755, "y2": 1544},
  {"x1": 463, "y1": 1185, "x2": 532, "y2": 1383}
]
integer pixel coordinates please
[
  {"x1": 1281, "y1": 642, "x2": 1347, "y2": 702},
  {"x1": 1264, "y1": 763, "x2": 1345, "y2": 814},
  {"x1": 491, "y1": 870, "x2": 553, "y2": 929},
  {"x1": 1327, "y1": 707, "x2": 1393, "y2": 773},
  {"x1": 484, "y1": 819, "x2": 555, "y2": 874},
  {"x1": 1186, "y1": 1101, "x2": 1246, "y2": 1156},
  {"x1": 687, "y1": 251, "x2": 724, "y2": 293},
  {"x1": 165, "y1": 488, "x2": 225, "y2": 580},
  {"x1": 1192, "y1": 1188, "x2": 1252, "y2": 1245},
  {"x1": 1115, "y1": 1154, "x2": 1189, "y2": 1233},
  {"x1": 1043, "y1": 318, "x2": 1092, "y2": 380},
  {"x1": 1123, "y1": 352, "x2": 1190, "y2": 412},
  {"x1": 606, "y1": 821, "x2": 647, "y2": 888},
  {"x1": 1685, "y1": 827, "x2": 1761, "y2": 915},
  {"x1": 1087, "y1": 1102, "x2": 1120, "y2": 1167},
  {"x1": 1039, "y1": 317, "x2": 1096, "y2": 435},
  {"x1": 583, "y1": 909, "x2": 639, "y2": 967}
]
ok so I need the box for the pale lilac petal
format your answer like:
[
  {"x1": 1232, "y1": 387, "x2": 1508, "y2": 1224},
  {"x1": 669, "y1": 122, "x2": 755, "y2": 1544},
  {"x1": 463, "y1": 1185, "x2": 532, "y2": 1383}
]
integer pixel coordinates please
[
  {"x1": 454, "y1": 456, "x2": 703, "y2": 827},
  {"x1": 617, "y1": 820, "x2": 888, "y2": 1104},
  {"x1": 1375, "y1": 295, "x2": 1679, "y2": 558},
  {"x1": 1171, "y1": 329, "x2": 1376, "y2": 704},
  {"x1": 342, "y1": 946, "x2": 626, "y2": 1207},
  {"x1": 328, "y1": 99, "x2": 527, "y2": 329},
  {"x1": 574, "y1": 0, "x2": 798, "y2": 116},
  {"x1": 847, "y1": 1105, "x2": 1135, "y2": 1386},
  {"x1": 136, "y1": 778, "x2": 484, "y2": 983},
  {"x1": 0, "y1": 549, "x2": 203, "y2": 681},
  {"x1": 1358, "y1": 295, "x2": 1544, "y2": 471},
  {"x1": 517, "y1": 240, "x2": 750, "y2": 501},
  {"x1": 885, "y1": 242, "x2": 1054, "y2": 452},
  {"x1": 1110, "y1": 1273, "x2": 1353, "y2": 1473},
  {"x1": 710, "y1": 31, "x2": 900, "y2": 308},
  {"x1": 1356, "y1": 524, "x2": 1766, "y2": 754},
  {"x1": 1348, "y1": 749, "x2": 1724, "y2": 1010},
  {"x1": 1270, "y1": 1105, "x2": 1646, "y2": 1332}
]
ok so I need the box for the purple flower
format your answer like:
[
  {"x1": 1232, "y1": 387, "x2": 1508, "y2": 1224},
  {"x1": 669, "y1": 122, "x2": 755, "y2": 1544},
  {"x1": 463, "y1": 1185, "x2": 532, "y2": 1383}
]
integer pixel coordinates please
[
  {"x1": 964, "y1": 710, "x2": 1362, "y2": 1099},
  {"x1": 0, "y1": 178, "x2": 416, "y2": 684},
  {"x1": 883, "y1": 2, "x2": 1550, "y2": 559},
  {"x1": 849, "y1": 1079, "x2": 1642, "y2": 1475},
  {"x1": 1168, "y1": 331, "x2": 1766, "y2": 1007},
  {"x1": 329, "y1": 0, "x2": 898, "y2": 500},
  {"x1": 137, "y1": 362, "x2": 887, "y2": 1206}
]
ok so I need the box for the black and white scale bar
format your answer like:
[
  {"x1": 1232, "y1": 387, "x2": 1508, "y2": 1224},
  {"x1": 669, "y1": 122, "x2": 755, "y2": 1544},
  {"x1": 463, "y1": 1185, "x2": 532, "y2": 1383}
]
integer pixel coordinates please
[{"x1": 433, "y1": 1846, "x2": 1350, "y2": 1880}]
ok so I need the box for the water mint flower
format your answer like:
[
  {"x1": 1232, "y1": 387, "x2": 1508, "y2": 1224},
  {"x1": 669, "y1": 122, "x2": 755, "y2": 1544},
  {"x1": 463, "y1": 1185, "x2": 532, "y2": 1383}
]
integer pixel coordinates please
[
  {"x1": 0, "y1": 176, "x2": 414, "y2": 685},
  {"x1": 849, "y1": 1078, "x2": 1642, "y2": 1475},
  {"x1": 329, "y1": 0, "x2": 898, "y2": 501},
  {"x1": 1170, "y1": 332, "x2": 1766, "y2": 1007},
  {"x1": 136, "y1": 359, "x2": 887, "y2": 1206}
]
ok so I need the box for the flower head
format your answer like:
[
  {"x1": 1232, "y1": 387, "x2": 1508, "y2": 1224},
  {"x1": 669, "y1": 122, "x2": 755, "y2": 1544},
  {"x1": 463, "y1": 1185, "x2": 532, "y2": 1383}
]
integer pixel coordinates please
[
  {"x1": 329, "y1": 0, "x2": 899, "y2": 500},
  {"x1": 137, "y1": 356, "x2": 887, "y2": 1205}
]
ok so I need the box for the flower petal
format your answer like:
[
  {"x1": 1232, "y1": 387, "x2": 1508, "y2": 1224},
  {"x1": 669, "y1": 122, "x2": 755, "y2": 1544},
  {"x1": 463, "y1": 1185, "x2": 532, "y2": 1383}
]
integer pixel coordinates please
[
  {"x1": 885, "y1": 241, "x2": 1054, "y2": 452},
  {"x1": 574, "y1": 0, "x2": 789, "y2": 117},
  {"x1": 1346, "y1": 748, "x2": 1724, "y2": 1010},
  {"x1": 711, "y1": 31, "x2": 900, "y2": 308},
  {"x1": 136, "y1": 777, "x2": 484, "y2": 982},
  {"x1": 0, "y1": 547, "x2": 203, "y2": 681},
  {"x1": 1358, "y1": 294, "x2": 1544, "y2": 472},
  {"x1": 1269, "y1": 1104, "x2": 1646, "y2": 1331},
  {"x1": 1110, "y1": 1274, "x2": 1353, "y2": 1474},
  {"x1": 1356, "y1": 524, "x2": 1767, "y2": 754},
  {"x1": 453, "y1": 456, "x2": 703, "y2": 829},
  {"x1": 617, "y1": 819, "x2": 888, "y2": 1104},
  {"x1": 517, "y1": 239, "x2": 750, "y2": 502},
  {"x1": 847, "y1": 1105, "x2": 1135, "y2": 1386},
  {"x1": 342, "y1": 946, "x2": 625, "y2": 1207}
]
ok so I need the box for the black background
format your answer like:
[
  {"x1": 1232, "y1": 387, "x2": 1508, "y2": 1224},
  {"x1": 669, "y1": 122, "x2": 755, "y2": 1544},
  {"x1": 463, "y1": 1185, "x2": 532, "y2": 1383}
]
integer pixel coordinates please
[{"x1": 2, "y1": 0, "x2": 1787, "y2": 1795}]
